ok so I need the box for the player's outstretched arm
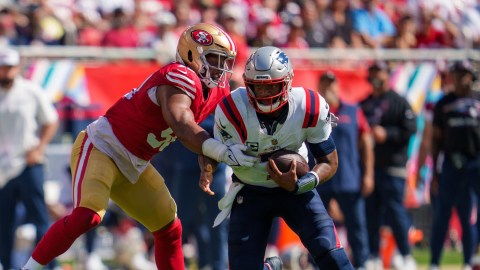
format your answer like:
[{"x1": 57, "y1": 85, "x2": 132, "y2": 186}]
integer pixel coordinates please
[
  {"x1": 157, "y1": 85, "x2": 211, "y2": 154},
  {"x1": 157, "y1": 85, "x2": 258, "y2": 167}
]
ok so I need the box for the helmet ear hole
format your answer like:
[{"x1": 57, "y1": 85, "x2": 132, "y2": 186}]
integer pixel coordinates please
[{"x1": 188, "y1": 50, "x2": 193, "y2": 62}]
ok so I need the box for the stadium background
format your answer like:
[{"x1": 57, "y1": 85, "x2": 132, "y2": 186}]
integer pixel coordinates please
[{"x1": 3, "y1": 0, "x2": 480, "y2": 269}]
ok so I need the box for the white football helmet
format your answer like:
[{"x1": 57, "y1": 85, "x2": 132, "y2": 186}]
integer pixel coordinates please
[
  {"x1": 176, "y1": 23, "x2": 237, "y2": 88},
  {"x1": 244, "y1": 46, "x2": 293, "y2": 113}
]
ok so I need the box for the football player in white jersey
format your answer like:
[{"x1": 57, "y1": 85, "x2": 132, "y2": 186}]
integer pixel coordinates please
[
  {"x1": 200, "y1": 46, "x2": 355, "y2": 270},
  {"x1": 21, "y1": 23, "x2": 260, "y2": 270}
]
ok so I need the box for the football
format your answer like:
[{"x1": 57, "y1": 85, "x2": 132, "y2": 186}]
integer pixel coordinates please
[{"x1": 269, "y1": 150, "x2": 310, "y2": 177}]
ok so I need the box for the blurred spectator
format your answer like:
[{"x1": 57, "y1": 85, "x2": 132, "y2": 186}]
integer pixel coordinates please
[
  {"x1": 415, "y1": 63, "x2": 453, "y2": 197},
  {"x1": 102, "y1": 8, "x2": 140, "y2": 47},
  {"x1": 301, "y1": 0, "x2": 328, "y2": 47},
  {"x1": 0, "y1": 48, "x2": 59, "y2": 270},
  {"x1": 280, "y1": 16, "x2": 309, "y2": 49},
  {"x1": 199, "y1": 1, "x2": 219, "y2": 25},
  {"x1": 15, "y1": 4, "x2": 66, "y2": 46},
  {"x1": 248, "y1": 6, "x2": 277, "y2": 47},
  {"x1": 247, "y1": 0, "x2": 286, "y2": 47},
  {"x1": 150, "y1": 10, "x2": 179, "y2": 64},
  {"x1": 75, "y1": 13, "x2": 105, "y2": 46},
  {"x1": 172, "y1": 0, "x2": 201, "y2": 36},
  {"x1": 429, "y1": 61, "x2": 480, "y2": 270},
  {"x1": 151, "y1": 115, "x2": 229, "y2": 270},
  {"x1": 415, "y1": 7, "x2": 459, "y2": 48},
  {"x1": 218, "y1": 3, "x2": 250, "y2": 88},
  {"x1": 0, "y1": 8, "x2": 18, "y2": 46},
  {"x1": 323, "y1": 0, "x2": 362, "y2": 48},
  {"x1": 360, "y1": 62, "x2": 417, "y2": 270},
  {"x1": 389, "y1": 14, "x2": 417, "y2": 49},
  {"x1": 316, "y1": 71, "x2": 374, "y2": 269},
  {"x1": 351, "y1": 0, "x2": 396, "y2": 48}
]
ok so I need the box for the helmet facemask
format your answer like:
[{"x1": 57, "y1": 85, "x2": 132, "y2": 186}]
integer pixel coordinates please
[
  {"x1": 246, "y1": 77, "x2": 291, "y2": 113},
  {"x1": 198, "y1": 48, "x2": 235, "y2": 88}
]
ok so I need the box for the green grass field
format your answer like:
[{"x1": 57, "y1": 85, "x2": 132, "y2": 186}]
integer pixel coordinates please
[{"x1": 413, "y1": 247, "x2": 464, "y2": 266}]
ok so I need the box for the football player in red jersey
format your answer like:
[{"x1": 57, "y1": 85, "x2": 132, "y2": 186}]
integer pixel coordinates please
[{"x1": 21, "y1": 23, "x2": 258, "y2": 270}]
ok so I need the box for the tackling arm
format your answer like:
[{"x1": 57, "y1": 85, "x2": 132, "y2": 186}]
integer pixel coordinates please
[{"x1": 157, "y1": 85, "x2": 211, "y2": 154}]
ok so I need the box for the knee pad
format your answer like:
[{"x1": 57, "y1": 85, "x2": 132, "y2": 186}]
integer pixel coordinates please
[
  {"x1": 315, "y1": 248, "x2": 354, "y2": 270},
  {"x1": 65, "y1": 207, "x2": 102, "y2": 239}
]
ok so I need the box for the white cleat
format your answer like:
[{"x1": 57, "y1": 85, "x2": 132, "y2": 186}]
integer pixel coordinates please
[
  {"x1": 85, "y1": 253, "x2": 108, "y2": 270},
  {"x1": 403, "y1": 255, "x2": 417, "y2": 270}
]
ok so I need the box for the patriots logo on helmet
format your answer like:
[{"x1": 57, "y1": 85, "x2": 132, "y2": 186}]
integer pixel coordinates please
[
  {"x1": 276, "y1": 52, "x2": 289, "y2": 65},
  {"x1": 191, "y1": 30, "x2": 213, "y2": 46}
]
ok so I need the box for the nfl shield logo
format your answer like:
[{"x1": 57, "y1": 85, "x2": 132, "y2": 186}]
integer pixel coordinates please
[{"x1": 237, "y1": 196, "x2": 244, "y2": 204}]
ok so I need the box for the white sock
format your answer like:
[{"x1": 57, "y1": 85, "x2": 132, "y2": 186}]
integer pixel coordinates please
[{"x1": 23, "y1": 257, "x2": 44, "y2": 270}]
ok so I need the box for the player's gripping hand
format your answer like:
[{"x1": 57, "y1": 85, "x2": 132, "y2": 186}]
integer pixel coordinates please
[
  {"x1": 267, "y1": 159, "x2": 298, "y2": 192},
  {"x1": 198, "y1": 154, "x2": 217, "y2": 195},
  {"x1": 202, "y1": 138, "x2": 258, "y2": 167}
]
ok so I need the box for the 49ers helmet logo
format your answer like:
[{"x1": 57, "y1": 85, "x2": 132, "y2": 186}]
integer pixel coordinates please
[{"x1": 191, "y1": 30, "x2": 213, "y2": 46}]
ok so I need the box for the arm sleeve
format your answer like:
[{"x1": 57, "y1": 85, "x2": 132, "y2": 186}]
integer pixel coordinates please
[{"x1": 307, "y1": 135, "x2": 336, "y2": 158}]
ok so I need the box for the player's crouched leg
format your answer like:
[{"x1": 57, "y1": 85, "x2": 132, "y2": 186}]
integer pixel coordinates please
[
  {"x1": 28, "y1": 207, "x2": 101, "y2": 267},
  {"x1": 315, "y1": 247, "x2": 354, "y2": 270},
  {"x1": 152, "y1": 218, "x2": 184, "y2": 270}
]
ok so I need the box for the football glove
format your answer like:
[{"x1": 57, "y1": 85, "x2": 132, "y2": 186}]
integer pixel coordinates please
[{"x1": 202, "y1": 138, "x2": 258, "y2": 167}]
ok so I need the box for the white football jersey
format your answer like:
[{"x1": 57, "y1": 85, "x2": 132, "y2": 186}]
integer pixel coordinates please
[{"x1": 214, "y1": 86, "x2": 332, "y2": 187}]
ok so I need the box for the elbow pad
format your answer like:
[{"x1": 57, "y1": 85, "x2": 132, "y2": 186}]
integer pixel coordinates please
[{"x1": 293, "y1": 171, "x2": 320, "y2": 195}]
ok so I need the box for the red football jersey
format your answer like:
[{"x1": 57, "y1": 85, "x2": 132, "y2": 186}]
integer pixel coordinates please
[{"x1": 105, "y1": 62, "x2": 230, "y2": 161}]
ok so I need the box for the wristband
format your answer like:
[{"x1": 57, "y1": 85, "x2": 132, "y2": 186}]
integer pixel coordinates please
[
  {"x1": 202, "y1": 138, "x2": 227, "y2": 162},
  {"x1": 294, "y1": 171, "x2": 320, "y2": 195}
]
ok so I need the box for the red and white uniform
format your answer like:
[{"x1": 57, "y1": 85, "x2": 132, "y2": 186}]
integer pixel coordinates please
[{"x1": 86, "y1": 62, "x2": 230, "y2": 183}]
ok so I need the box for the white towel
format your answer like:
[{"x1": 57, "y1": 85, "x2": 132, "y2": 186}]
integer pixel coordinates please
[{"x1": 213, "y1": 182, "x2": 245, "y2": 228}]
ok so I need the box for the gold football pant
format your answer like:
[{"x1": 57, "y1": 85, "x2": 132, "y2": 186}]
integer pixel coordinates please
[{"x1": 70, "y1": 131, "x2": 177, "y2": 232}]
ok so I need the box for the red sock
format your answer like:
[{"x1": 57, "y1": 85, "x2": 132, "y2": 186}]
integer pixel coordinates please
[
  {"x1": 32, "y1": 207, "x2": 101, "y2": 265},
  {"x1": 152, "y1": 218, "x2": 184, "y2": 270}
]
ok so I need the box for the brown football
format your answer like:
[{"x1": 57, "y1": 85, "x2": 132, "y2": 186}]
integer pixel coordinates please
[{"x1": 269, "y1": 150, "x2": 310, "y2": 177}]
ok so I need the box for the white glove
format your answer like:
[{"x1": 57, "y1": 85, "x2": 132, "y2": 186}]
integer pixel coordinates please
[{"x1": 202, "y1": 138, "x2": 258, "y2": 167}]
